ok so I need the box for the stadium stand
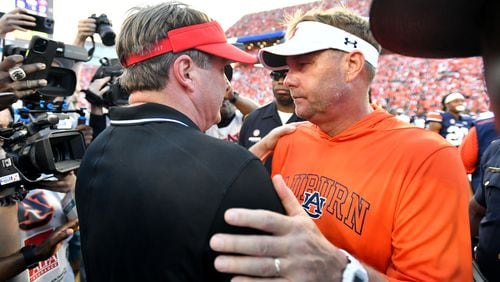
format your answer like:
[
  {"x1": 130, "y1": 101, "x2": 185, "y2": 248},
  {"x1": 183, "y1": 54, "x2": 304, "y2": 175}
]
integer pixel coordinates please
[
  {"x1": 225, "y1": 0, "x2": 488, "y2": 117},
  {"x1": 76, "y1": 0, "x2": 488, "y2": 117}
]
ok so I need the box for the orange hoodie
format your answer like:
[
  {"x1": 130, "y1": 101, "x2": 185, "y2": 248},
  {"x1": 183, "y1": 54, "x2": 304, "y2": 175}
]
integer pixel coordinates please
[{"x1": 272, "y1": 106, "x2": 472, "y2": 281}]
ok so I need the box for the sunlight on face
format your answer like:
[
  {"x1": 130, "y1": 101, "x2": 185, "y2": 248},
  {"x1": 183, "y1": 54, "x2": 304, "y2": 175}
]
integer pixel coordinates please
[
  {"x1": 198, "y1": 57, "x2": 228, "y2": 130},
  {"x1": 285, "y1": 50, "x2": 348, "y2": 123}
]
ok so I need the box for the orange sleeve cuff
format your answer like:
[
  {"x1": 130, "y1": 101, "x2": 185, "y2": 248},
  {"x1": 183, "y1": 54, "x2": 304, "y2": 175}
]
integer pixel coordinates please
[{"x1": 459, "y1": 126, "x2": 478, "y2": 173}]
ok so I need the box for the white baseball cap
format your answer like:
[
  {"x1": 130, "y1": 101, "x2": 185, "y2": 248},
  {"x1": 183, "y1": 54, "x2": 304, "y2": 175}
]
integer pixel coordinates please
[
  {"x1": 258, "y1": 21, "x2": 380, "y2": 70},
  {"x1": 444, "y1": 92, "x2": 465, "y2": 104}
]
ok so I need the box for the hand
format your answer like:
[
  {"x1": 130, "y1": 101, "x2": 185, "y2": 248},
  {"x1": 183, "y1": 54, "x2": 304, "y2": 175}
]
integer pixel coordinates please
[
  {"x1": 37, "y1": 171, "x2": 76, "y2": 193},
  {"x1": 209, "y1": 175, "x2": 347, "y2": 281},
  {"x1": 0, "y1": 8, "x2": 36, "y2": 37},
  {"x1": 34, "y1": 219, "x2": 79, "y2": 262},
  {"x1": 249, "y1": 122, "x2": 306, "y2": 161},
  {"x1": 76, "y1": 124, "x2": 94, "y2": 145},
  {"x1": 0, "y1": 55, "x2": 47, "y2": 99},
  {"x1": 87, "y1": 76, "x2": 111, "y2": 115},
  {"x1": 88, "y1": 76, "x2": 111, "y2": 96},
  {"x1": 73, "y1": 18, "x2": 96, "y2": 47}
]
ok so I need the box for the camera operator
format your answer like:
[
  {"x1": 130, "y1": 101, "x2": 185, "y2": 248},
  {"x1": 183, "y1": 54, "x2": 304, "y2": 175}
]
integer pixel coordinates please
[
  {"x1": 0, "y1": 105, "x2": 81, "y2": 282},
  {"x1": 0, "y1": 108, "x2": 82, "y2": 282},
  {"x1": 0, "y1": 16, "x2": 93, "y2": 281},
  {"x1": 0, "y1": 56, "x2": 79, "y2": 281},
  {"x1": 80, "y1": 57, "x2": 128, "y2": 139},
  {"x1": 0, "y1": 219, "x2": 78, "y2": 281}
]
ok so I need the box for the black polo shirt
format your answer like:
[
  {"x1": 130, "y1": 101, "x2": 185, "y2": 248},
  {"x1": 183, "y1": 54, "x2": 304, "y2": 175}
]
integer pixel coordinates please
[
  {"x1": 76, "y1": 103, "x2": 284, "y2": 281},
  {"x1": 239, "y1": 102, "x2": 303, "y2": 171}
]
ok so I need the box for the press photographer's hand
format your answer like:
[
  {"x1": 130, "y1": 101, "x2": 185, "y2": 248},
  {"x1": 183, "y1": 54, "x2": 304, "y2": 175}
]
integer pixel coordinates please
[
  {"x1": 86, "y1": 76, "x2": 111, "y2": 115},
  {"x1": 74, "y1": 18, "x2": 96, "y2": 47},
  {"x1": 0, "y1": 8, "x2": 36, "y2": 36},
  {"x1": 0, "y1": 55, "x2": 47, "y2": 99},
  {"x1": 76, "y1": 124, "x2": 94, "y2": 146}
]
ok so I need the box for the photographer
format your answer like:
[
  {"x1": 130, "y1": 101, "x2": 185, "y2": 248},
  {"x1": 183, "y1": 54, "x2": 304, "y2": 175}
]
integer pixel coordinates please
[
  {"x1": 82, "y1": 58, "x2": 127, "y2": 139},
  {"x1": 0, "y1": 103, "x2": 81, "y2": 282},
  {"x1": 0, "y1": 106, "x2": 82, "y2": 282},
  {"x1": 0, "y1": 16, "x2": 92, "y2": 281},
  {"x1": 84, "y1": 76, "x2": 110, "y2": 138},
  {"x1": 0, "y1": 219, "x2": 78, "y2": 281},
  {"x1": 70, "y1": 16, "x2": 119, "y2": 141},
  {"x1": 0, "y1": 56, "x2": 79, "y2": 281}
]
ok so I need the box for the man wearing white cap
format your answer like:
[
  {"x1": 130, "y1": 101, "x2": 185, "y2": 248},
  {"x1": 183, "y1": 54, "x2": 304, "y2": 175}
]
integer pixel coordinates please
[
  {"x1": 426, "y1": 92, "x2": 475, "y2": 146},
  {"x1": 210, "y1": 6, "x2": 471, "y2": 281}
]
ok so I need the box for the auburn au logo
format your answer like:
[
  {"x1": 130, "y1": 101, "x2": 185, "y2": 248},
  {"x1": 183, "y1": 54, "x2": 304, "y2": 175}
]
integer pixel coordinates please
[
  {"x1": 18, "y1": 191, "x2": 55, "y2": 230},
  {"x1": 287, "y1": 173, "x2": 371, "y2": 235},
  {"x1": 302, "y1": 191, "x2": 327, "y2": 219}
]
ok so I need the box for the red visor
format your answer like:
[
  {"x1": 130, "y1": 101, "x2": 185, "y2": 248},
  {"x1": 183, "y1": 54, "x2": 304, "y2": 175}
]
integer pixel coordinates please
[{"x1": 122, "y1": 21, "x2": 256, "y2": 67}]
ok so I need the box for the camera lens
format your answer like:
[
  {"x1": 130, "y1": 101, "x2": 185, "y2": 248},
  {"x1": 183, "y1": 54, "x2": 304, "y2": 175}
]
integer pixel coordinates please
[
  {"x1": 33, "y1": 39, "x2": 48, "y2": 52},
  {"x1": 98, "y1": 25, "x2": 116, "y2": 46},
  {"x1": 44, "y1": 18, "x2": 54, "y2": 29},
  {"x1": 94, "y1": 14, "x2": 116, "y2": 46}
]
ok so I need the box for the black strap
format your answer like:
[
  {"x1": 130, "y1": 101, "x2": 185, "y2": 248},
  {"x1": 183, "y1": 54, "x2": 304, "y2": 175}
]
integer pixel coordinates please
[
  {"x1": 86, "y1": 36, "x2": 96, "y2": 61},
  {"x1": 20, "y1": 245, "x2": 39, "y2": 269},
  {"x1": 82, "y1": 89, "x2": 104, "y2": 107}
]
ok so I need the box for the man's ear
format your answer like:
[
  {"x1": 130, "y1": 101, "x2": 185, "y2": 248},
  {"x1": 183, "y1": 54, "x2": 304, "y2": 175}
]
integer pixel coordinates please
[
  {"x1": 344, "y1": 51, "x2": 365, "y2": 82},
  {"x1": 172, "y1": 54, "x2": 195, "y2": 92}
]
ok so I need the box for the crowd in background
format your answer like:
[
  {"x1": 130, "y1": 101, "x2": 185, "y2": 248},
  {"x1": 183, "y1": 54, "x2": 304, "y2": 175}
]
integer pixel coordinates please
[
  {"x1": 73, "y1": 0, "x2": 489, "y2": 118},
  {"x1": 1, "y1": 0, "x2": 498, "y2": 281}
]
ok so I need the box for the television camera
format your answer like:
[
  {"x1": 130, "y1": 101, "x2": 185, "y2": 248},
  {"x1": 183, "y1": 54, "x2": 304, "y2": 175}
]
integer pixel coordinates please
[{"x1": 0, "y1": 36, "x2": 87, "y2": 197}]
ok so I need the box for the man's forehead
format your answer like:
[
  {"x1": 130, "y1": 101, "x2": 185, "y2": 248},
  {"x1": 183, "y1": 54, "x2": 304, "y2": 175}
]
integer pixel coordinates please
[{"x1": 286, "y1": 49, "x2": 338, "y2": 63}]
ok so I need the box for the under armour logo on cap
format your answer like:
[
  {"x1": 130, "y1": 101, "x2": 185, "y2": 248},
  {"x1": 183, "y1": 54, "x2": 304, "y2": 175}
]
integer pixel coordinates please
[
  {"x1": 344, "y1": 37, "x2": 358, "y2": 48},
  {"x1": 258, "y1": 21, "x2": 380, "y2": 69}
]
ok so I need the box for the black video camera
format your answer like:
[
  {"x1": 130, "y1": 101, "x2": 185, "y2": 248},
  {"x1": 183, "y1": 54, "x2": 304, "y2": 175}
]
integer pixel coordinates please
[
  {"x1": 0, "y1": 36, "x2": 88, "y2": 199},
  {"x1": 89, "y1": 14, "x2": 115, "y2": 46},
  {"x1": 85, "y1": 57, "x2": 129, "y2": 108},
  {"x1": 3, "y1": 35, "x2": 90, "y2": 97},
  {"x1": 2, "y1": 36, "x2": 92, "y2": 111},
  {"x1": 0, "y1": 112, "x2": 86, "y2": 187}
]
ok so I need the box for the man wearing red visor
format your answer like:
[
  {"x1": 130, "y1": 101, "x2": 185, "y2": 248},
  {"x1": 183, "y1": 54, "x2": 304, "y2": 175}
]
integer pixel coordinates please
[{"x1": 75, "y1": 2, "x2": 284, "y2": 281}]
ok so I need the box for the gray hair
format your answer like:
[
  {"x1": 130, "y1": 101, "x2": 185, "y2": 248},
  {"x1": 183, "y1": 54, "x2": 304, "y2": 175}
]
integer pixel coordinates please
[{"x1": 117, "y1": 1, "x2": 212, "y2": 93}]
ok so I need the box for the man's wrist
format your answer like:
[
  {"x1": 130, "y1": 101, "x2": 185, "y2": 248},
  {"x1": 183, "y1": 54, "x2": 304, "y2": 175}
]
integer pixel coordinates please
[
  {"x1": 339, "y1": 249, "x2": 368, "y2": 282},
  {"x1": 20, "y1": 245, "x2": 40, "y2": 269}
]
